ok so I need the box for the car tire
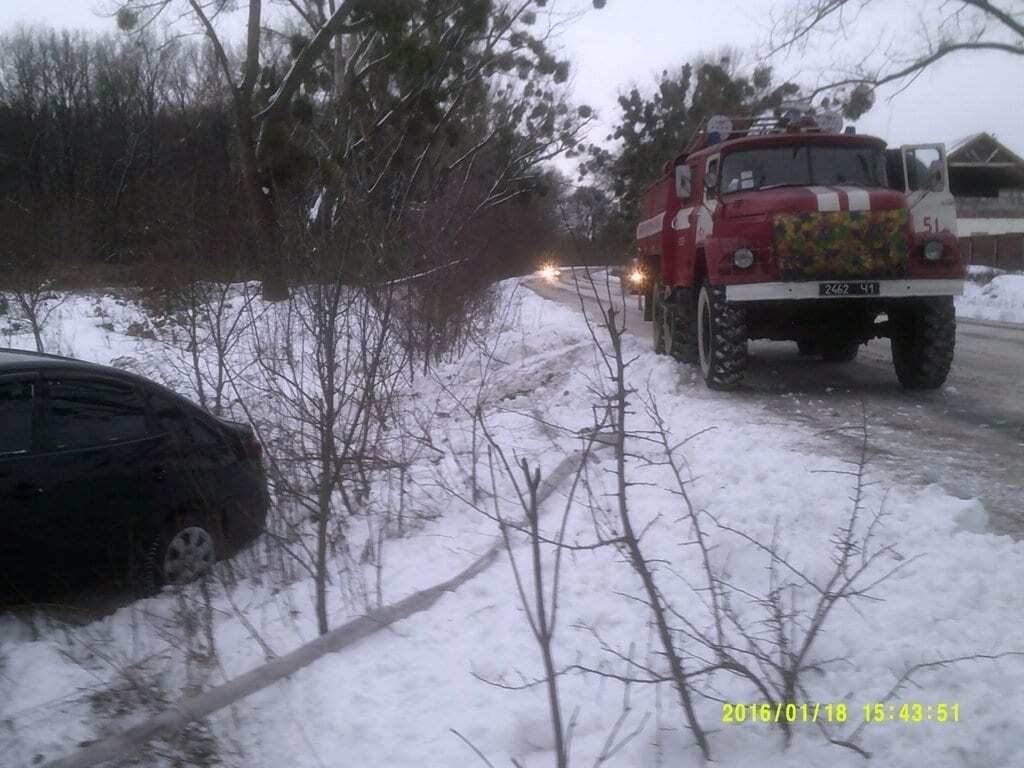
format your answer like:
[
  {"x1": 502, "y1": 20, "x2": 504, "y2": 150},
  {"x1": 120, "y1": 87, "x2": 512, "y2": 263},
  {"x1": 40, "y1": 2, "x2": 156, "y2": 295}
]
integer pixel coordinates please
[
  {"x1": 890, "y1": 297, "x2": 956, "y2": 389},
  {"x1": 796, "y1": 339, "x2": 817, "y2": 356},
  {"x1": 145, "y1": 512, "x2": 221, "y2": 594},
  {"x1": 820, "y1": 339, "x2": 860, "y2": 363},
  {"x1": 697, "y1": 281, "x2": 747, "y2": 390}
]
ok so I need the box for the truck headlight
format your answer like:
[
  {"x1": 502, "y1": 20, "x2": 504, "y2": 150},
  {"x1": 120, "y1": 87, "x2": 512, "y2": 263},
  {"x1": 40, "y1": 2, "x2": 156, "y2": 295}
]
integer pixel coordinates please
[
  {"x1": 923, "y1": 240, "x2": 944, "y2": 261},
  {"x1": 732, "y1": 248, "x2": 755, "y2": 269},
  {"x1": 628, "y1": 268, "x2": 645, "y2": 285}
]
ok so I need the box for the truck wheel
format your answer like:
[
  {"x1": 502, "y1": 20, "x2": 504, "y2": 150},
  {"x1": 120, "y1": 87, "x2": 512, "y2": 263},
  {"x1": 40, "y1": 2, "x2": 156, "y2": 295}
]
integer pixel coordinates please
[
  {"x1": 697, "y1": 281, "x2": 747, "y2": 389},
  {"x1": 820, "y1": 340, "x2": 860, "y2": 363},
  {"x1": 672, "y1": 288, "x2": 700, "y2": 364},
  {"x1": 890, "y1": 297, "x2": 955, "y2": 389}
]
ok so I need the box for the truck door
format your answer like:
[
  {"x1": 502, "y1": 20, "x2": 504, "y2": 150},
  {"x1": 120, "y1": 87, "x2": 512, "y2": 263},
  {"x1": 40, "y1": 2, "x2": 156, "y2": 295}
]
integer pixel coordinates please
[
  {"x1": 695, "y1": 154, "x2": 721, "y2": 251},
  {"x1": 899, "y1": 144, "x2": 959, "y2": 238},
  {"x1": 668, "y1": 163, "x2": 697, "y2": 286}
]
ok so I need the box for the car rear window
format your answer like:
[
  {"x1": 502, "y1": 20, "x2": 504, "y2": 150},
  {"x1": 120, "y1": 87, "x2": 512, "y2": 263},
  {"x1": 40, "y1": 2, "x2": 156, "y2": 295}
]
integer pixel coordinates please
[
  {"x1": 0, "y1": 380, "x2": 34, "y2": 457},
  {"x1": 150, "y1": 392, "x2": 222, "y2": 447},
  {"x1": 47, "y1": 378, "x2": 148, "y2": 450}
]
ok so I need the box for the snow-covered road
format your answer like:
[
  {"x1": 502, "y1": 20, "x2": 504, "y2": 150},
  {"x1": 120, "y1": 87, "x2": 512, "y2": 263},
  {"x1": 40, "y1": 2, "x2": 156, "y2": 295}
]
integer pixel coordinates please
[{"x1": 528, "y1": 270, "x2": 1024, "y2": 538}]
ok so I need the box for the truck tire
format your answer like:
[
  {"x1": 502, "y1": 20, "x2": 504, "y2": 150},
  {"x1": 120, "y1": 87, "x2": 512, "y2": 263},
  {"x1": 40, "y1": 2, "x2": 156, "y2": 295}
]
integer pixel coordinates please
[
  {"x1": 890, "y1": 297, "x2": 956, "y2": 389},
  {"x1": 697, "y1": 281, "x2": 747, "y2": 389},
  {"x1": 671, "y1": 287, "x2": 700, "y2": 364},
  {"x1": 654, "y1": 282, "x2": 699, "y2": 363},
  {"x1": 820, "y1": 339, "x2": 860, "y2": 363}
]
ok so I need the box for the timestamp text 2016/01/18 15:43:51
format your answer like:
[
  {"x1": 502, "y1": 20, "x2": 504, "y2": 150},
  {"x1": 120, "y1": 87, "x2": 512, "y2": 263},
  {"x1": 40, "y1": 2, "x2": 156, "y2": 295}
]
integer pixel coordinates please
[{"x1": 721, "y1": 702, "x2": 961, "y2": 724}]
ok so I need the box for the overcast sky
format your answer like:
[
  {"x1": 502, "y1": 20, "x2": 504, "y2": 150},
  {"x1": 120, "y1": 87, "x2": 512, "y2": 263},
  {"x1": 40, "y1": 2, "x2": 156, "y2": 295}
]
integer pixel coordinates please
[{"x1": 2, "y1": 0, "x2": 1021, "y2": 157}]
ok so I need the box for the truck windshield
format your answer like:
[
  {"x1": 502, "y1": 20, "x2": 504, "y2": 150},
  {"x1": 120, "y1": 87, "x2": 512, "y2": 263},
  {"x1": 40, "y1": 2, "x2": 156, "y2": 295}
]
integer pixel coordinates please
[{"x1": 720, "y1": 145, "x2": 888, "y2": 193}]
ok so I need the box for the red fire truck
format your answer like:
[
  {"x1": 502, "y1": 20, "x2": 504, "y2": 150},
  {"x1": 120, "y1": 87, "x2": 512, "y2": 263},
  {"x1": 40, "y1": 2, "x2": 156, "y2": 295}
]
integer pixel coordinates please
[{"x1": 632, "y1": 113, "x2": 963, "y2": 390}]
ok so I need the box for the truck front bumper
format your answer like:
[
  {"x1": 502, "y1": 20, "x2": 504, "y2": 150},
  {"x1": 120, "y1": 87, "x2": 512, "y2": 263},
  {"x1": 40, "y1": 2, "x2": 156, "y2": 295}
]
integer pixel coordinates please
[{"x1": 725, "y1": 279, "x2": 964, "y2": 302}]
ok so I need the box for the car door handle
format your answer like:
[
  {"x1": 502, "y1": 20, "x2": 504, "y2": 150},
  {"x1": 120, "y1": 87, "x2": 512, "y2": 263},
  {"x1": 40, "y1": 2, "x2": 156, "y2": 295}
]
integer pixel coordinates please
[
  {"x1": 12, "y1": 482, "x2": 42, "y2": 500},
  {"x1": 152, "y1": 465, "x2": 167, "y2": 481}
]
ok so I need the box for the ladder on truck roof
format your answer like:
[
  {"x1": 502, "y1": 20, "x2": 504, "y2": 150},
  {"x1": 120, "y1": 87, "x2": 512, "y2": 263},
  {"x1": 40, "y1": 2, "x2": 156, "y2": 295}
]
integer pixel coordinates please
[{"x1": 680, "y1": 111, "x2": 843, "y2": 157}]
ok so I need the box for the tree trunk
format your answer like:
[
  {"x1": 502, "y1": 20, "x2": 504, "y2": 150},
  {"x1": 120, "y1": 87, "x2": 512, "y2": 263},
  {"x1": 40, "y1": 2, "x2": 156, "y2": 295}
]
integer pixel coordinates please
[{"x1": 236, "y1": 88, "x2": 288, "y2": 302}]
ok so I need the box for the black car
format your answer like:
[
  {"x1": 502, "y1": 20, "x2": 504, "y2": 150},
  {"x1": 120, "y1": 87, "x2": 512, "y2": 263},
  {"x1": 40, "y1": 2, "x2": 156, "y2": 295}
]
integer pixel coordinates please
[{"x1": 0, "y1": 348, "x2": 268, "y2": 602}]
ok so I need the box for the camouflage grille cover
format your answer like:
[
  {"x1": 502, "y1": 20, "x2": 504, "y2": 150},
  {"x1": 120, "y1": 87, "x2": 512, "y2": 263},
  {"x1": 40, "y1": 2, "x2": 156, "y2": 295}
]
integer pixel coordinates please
[{"x1": 773, "y1": 209, "x2": 909, "y2": 280}]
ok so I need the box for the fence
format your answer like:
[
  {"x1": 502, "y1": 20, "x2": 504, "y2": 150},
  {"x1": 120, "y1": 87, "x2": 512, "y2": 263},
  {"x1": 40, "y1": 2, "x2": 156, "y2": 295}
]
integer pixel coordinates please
[{"x1": 958, "y1": 234, "x2": 1024, "y2": 271}]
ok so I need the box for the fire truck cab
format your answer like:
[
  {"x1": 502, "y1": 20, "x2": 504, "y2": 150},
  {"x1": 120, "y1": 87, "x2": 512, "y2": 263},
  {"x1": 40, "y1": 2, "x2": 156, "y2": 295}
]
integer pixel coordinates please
[{"x1": 634, "y1": 113, "x2": 964, "y2": 390}]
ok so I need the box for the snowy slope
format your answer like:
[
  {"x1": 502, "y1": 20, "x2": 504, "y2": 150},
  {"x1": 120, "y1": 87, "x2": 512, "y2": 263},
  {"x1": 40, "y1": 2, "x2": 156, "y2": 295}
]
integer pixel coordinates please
[
  {"x1": 957, "y1": 271, "x2": 1024, "y2": 325},
  {"x1": 2, "y1": 281, "x2": 1023, "y2": 768}
]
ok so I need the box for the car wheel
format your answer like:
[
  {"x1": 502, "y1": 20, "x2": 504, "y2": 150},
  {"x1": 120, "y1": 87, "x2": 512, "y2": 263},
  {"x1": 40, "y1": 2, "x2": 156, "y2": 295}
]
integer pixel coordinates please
[
  {"x1": 796, "y1": 339, "x2": 817, "y2": 356},
  {"x1": 697, "y1": 281, "x2": 747, "y2": 390},
  {"x1": 820, "y1": 339, "x2": 860, "y2": 363},
  {"x1": 146, "y1": 514, "x2": 220, "y2": 592},
  {"x1": 890, "y1": 297, "x2": 956, "y2": 389}
]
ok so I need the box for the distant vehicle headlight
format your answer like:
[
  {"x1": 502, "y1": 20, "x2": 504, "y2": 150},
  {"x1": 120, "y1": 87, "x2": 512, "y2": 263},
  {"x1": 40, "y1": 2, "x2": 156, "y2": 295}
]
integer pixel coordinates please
[
  {"x1": 538, "y1": 263, "x2": 560, "y2": 280},
  {"x1": 628, "y1": 268, "x2": 645, "y2": 285},
  {"x1": 732, "y1": 248, "x2": 755, "y2": 269},
  {"x1": 923, "y1": 240, "x2": 944, "y2": 261}
]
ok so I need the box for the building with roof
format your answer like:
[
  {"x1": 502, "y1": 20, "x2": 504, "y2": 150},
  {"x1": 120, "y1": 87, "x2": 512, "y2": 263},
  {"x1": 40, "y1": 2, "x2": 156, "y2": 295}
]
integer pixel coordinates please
[{"x1": 948, "y1": 133, "x2": 1024, "y2": 270}]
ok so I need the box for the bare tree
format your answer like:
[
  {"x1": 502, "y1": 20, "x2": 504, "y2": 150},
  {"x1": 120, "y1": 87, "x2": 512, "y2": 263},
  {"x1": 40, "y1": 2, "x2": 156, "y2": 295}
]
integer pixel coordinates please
[
  {"x1": 112, "y1": 0, "x2": 596, "y2": 298},
  {"x1": 4, "y1": 257, "x2": 67, "y2": 354},
  {"x1": 767, "y1": 0, "x2": 1024, "y2": 115},
  {"x1": 248, "y1": 204, "x2": 408, "y2": 635},
  {"x1": 582, "y1": 276, "x2": 711, "y2": 762},
  {"x1": 488, "y1": 454, "x2": 573, "y2": 768},
  {"x1": 147, "y1": 258, "x2": 260, "y2": 417}
]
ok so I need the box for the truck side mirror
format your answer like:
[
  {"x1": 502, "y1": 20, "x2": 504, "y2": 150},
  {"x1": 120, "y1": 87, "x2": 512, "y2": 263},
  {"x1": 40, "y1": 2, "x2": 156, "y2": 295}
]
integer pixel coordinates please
[{"x1": 928, "y1": 166, "x2": 944, "y2": 191}]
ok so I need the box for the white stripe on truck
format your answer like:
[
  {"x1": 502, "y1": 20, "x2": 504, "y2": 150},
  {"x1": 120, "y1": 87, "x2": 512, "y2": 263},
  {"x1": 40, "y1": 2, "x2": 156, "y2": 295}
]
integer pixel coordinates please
[
  {"x1": 838, "y1": 186, "x2": 871, "y2": 211},
  {"x1": 671, "y1": 207, "x2": 693, "y2": 230},
  {"x1": 636, "y1": 212, "x2": 665, "y2": 240},
  {"x1": 807, "y1": 186, "x2": 840, "y2": 212}
]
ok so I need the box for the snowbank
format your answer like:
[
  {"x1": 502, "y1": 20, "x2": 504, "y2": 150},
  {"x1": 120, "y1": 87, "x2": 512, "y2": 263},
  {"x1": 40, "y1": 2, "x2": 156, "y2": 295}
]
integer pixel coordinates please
[
  {"x1": 2, "y1": 280, "x2": 1023, "y2": 768},
  {"x1": 956, "y1": 273, "x2": 1024, "y2": 325}
]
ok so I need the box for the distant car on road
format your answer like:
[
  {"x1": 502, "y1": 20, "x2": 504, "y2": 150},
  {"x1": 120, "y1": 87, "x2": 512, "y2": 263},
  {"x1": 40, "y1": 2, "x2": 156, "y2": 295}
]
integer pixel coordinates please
[{"x1": 0, "y1": 348, "x2": 268, "y2": 602}]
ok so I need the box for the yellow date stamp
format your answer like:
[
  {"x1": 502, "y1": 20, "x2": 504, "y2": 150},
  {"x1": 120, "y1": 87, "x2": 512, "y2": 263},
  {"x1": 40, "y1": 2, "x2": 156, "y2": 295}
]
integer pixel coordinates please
[
  {"x1": 722, "y1": 702, "x2": 849, "y2": 724},
  {"x1": 722, "y1": 702, "x2": 961, "y2": 724}
]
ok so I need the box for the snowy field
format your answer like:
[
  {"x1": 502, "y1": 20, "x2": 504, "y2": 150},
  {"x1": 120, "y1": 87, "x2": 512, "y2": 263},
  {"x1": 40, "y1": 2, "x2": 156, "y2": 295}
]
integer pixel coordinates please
[
  {"x1": 1, "y1": 279, "x2": 1023, "y2": 768},
  {"x1": 956, "y1": 267, "x2": 1024, "y2": 325}
]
